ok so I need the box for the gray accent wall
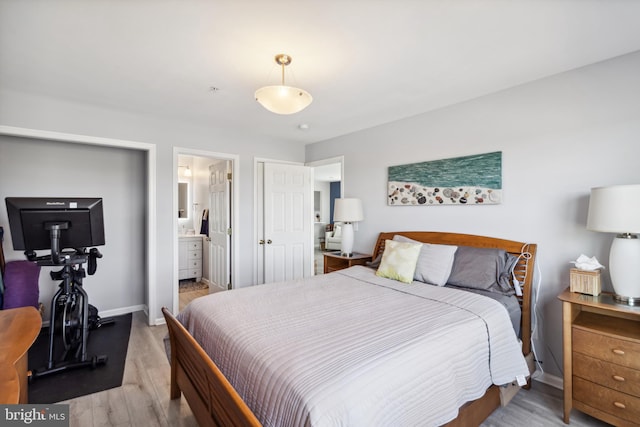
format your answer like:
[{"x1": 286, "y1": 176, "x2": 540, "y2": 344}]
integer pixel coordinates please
[{"x1": 0, "y1": 136, "x2": 146, "y2": 317}]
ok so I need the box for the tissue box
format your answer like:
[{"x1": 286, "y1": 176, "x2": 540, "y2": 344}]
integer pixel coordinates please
[{"x1": 570, "y1": 268, "x2": 601, "y2": 296}]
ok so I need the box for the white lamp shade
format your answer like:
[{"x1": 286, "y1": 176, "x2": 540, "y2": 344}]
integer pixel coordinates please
[
  {"x1": 333, "y1": 198, "x2": 364, "y2": 223},
  {"x1": 587, "y1": 184, "x2": 640, "y2": 233},
  {"x1": 255, "y1": 85, "x2": 312, "y2": 115}
]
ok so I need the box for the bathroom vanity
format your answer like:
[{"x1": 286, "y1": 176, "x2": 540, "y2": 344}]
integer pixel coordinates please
[{"x1": 179, "y1": 235, "x2": 203, "y2": 281}]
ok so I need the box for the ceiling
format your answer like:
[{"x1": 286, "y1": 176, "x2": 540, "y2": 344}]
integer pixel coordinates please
[{"x1": 2, "y1": 1, "x2": 640, "y2": 145}]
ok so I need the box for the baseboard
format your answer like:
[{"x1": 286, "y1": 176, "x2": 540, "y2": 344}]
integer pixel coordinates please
[
  {"x1": 41, "y1": 304, "x2": 145, "y2": 328},
  {"x1": 100, "y1": 304, "x2": 146, "y2": 319},
  {"x1": 532, "y1": 372, "x2": 563, "y2": 390}
]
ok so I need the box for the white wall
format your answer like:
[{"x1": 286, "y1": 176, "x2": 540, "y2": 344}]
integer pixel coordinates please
[
  {"x1": 306, "y1": 50, "x2": 640, "y2": 380},
  {"x1": 0, "y1": 90, "x2": 305, "y2": 323},
  {"x1": 0, "y1": 136, "x2": 146, "y2": 318}
]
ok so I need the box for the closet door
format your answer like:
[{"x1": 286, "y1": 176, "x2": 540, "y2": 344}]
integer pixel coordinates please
[{"x1": 261, "y1": 162, "x2": 313, "y2": 283}]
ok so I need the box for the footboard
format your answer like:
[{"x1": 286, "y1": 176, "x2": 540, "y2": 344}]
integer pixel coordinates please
[{"x1": 161, "y1": 307, "x2": 261, "y2": 427}]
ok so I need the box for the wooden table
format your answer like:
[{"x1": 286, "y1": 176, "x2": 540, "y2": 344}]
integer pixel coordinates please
[
  {"x1": 0, "y1": 306, "x2": 42, "y2": 404},
  {"x1": 323, "y1": 252, "x2": 372, "y2": 274},
  {"x1": 558, "y1": 288, "x2": 640, "y2": 426}
]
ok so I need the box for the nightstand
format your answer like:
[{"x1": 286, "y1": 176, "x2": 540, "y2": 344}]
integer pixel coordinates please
[
  {"x1": 323, "y1": 252, "x2": 372, "y2": 274},
  {"x1": 558, "y1": 288, "x2": 640, "y2": 426}
]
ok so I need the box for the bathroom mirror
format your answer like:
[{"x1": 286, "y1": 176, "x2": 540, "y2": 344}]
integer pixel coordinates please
[
  {"x1": 178, "y1": 182, "x2": 188, "y2": 218},
  {"x1": 314, "y1": 191, "x2": 321, "y2": 222}
]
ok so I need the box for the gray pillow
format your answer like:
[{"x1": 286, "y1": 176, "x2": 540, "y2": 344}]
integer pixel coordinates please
[
  {"x1": 366, "y1": 253, "x2": 383, "y2": 269},
  {"x1": 392, "y1": 235, "x2": 458, "y2": 286},
  {"x1": 446, "y1": 246, "x2": 519, "y2": 294}
]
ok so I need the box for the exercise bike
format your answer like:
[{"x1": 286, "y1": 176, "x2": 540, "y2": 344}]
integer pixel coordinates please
[{"x1": 27, "y1": 222, "x2": 113, "y2": 379}]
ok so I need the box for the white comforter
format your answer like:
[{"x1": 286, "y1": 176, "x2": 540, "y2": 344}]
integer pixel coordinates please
[{"x1": 177, "y1": 266, "x2": 529, "y2": 427}]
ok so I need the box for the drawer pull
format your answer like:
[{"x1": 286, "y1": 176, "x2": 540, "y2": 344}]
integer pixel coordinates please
[
  {"x1": 613, "y1": 402, "x2": 626, "y2": 410},
  {"x1": 612, "y1": 375, "x2": 626, "y2": 382},
  {"x1": 612, "y1": 349, "x2": 625, "y2": 356}
]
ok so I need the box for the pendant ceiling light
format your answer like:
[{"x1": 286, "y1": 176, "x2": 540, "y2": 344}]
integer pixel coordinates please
[{"x1": 255, "y1": 54, "x2": 312, "y2": 115}]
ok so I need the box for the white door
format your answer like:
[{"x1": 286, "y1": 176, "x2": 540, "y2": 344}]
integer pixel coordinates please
[
  {"x1": 262, "y1": 162, "x2": 313, "y2": 283},
  {"x1": 209, "y1": 161, "x2": 230, "y2": 290}
]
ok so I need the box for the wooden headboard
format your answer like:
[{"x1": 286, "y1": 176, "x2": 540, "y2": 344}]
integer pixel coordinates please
[{"x1": 372, "y1": 231, "x2": 537, "y2": 357}]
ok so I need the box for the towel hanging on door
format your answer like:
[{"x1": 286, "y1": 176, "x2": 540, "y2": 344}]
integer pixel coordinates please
[{"x1": 200, "y1": 209, "x2": 209, "y2": 236}]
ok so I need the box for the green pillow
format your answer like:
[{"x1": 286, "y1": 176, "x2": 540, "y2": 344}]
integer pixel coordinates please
[{"x1": 376, "y1": 239, "x2": 423, "y2": 283}]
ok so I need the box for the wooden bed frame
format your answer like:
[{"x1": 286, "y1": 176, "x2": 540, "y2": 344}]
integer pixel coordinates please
[{"x1": 163, "y1": 231, "x2": 537, "y2": 427}]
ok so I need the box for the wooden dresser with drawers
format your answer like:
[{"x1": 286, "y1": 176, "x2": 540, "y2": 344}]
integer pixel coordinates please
[{"x1": 559, "y1": 289, "x2": 640, "y2": 426}]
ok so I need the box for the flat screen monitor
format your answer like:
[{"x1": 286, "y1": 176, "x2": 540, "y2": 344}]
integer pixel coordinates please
[{"x1": 5, "y1": 197, "x2": 105, "y2": 251}]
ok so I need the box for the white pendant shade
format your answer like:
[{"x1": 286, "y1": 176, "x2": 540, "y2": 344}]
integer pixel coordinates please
[
  {"x1": 255, "y1": 53, "x2": 312, "y2": 115},
  {"x1": 255, "y1": 85, "x2": 313, "y2": 115}
]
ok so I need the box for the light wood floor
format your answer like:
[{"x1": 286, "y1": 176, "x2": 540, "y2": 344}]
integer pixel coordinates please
[
  {"x1": 179, "y1": 287, "x2": 209, "y2": 311},
  {"x1": 62, "y1": 310, "x2": 198, "y2": 427},
  {"x1": 62, "y1": 307, "x2": 610, "y2": 427}
]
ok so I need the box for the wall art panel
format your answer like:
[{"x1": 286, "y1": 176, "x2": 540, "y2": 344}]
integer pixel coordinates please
[{"x1": 388, "y1": 151, "x2": 502, "y2": 206}]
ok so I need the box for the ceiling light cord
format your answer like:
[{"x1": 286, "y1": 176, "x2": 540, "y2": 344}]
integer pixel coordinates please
[{"x1": 281, "y1": 62, "x2": 285, "y2": 85}]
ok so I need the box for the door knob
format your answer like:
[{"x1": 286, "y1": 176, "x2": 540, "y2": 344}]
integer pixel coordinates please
[
  {"x1": 259, "y1": 239, "x2": 265, "y2": 245},
  {"x1": 267, "y1": 239, "x2": 272, "y2": 244}
]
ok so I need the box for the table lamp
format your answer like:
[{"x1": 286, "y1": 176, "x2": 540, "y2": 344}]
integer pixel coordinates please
[
  {"x1": 587, "y1": 184, "x2": 640, "y2": 305},
  {"x1": 333, "y1": 198, "x2": 364, "y2": 257}
]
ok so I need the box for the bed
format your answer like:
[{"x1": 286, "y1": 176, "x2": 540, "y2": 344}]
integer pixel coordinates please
[{"x1": 163, "y1": 231, "x2": 537, "y2": 426}]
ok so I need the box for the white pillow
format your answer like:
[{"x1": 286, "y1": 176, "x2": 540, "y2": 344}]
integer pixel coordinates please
[
  {"x1": 332, "y1": 224, "x2": 342, "y2": 238},
  {"x1": 375, "y1": 239, "x2": 422, "y2": 283},
  {"x1": 393, "y1": 235, "x2": 458, "y2": 286}
]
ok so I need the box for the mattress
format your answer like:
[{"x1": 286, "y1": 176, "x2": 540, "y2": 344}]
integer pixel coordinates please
[{"x1": 177, "y1": 266, "x2": 529, "y2": 426}]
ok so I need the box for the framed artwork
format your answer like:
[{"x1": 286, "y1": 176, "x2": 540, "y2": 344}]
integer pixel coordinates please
[{"x1": 388, "y1": 151, "x2": 502, "y2": 205}]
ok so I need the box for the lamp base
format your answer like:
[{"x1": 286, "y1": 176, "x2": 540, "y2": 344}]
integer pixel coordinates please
[
  {"x1": 340, "y1": 223, "x2": 355, "y2": 259},
  {"x1": 613, "y1": 294, "x2": 640, "y2": 306},
  {"x1": 609, "y1": 234, "x2": 640, "y2": 306}
]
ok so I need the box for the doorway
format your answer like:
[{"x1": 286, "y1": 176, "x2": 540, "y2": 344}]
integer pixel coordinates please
[
  {"x1": 173, "y1": 148, "x2": 239, "y2": 314},
  {"x1": 307, "y1": 157, "x2": 344, "y2": 275}
]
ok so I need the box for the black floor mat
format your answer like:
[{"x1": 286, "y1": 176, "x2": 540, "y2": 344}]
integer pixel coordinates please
[{"x1": 28, "y1": 313, "x2": 132, "y2": 403}]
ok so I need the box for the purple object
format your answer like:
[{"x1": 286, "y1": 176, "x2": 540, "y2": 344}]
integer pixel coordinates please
[{"x1": 3, "y1": 260, "x2": 40, "y2": 309}]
